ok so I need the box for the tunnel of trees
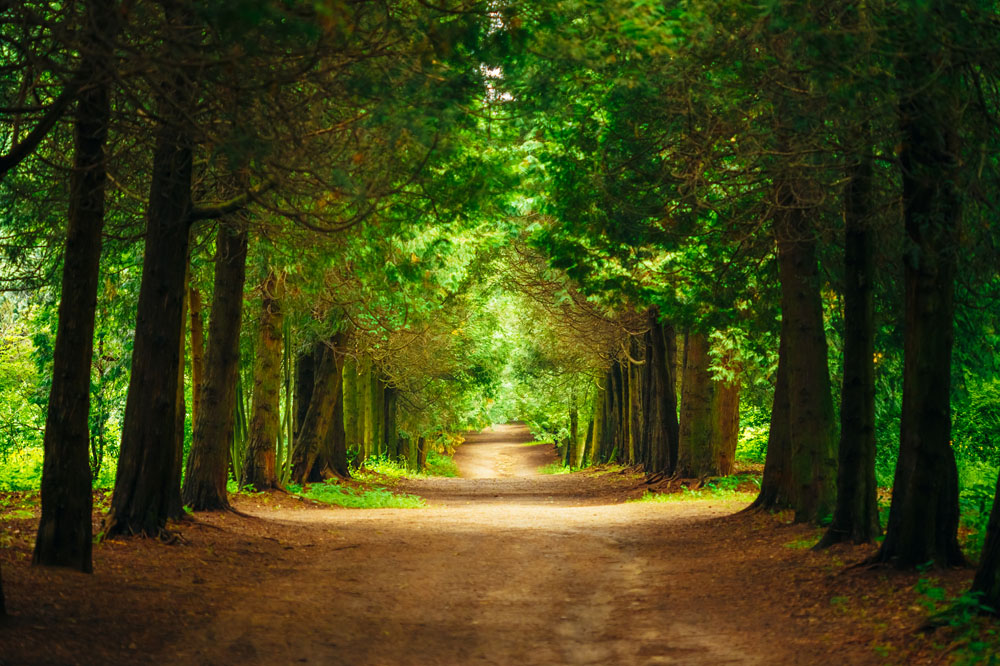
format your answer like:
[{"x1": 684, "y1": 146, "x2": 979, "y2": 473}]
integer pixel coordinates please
[{"x1": 1, "y1": 0, "x2": 1000, "y2": 630}]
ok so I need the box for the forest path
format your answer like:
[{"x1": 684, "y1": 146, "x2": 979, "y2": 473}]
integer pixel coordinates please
[
  {"x1": 1, "y1": 424, "x2": 888, "y2": 665},
  {"x1": 155, "y1": 424, "x2": 873, "y2": 666}
]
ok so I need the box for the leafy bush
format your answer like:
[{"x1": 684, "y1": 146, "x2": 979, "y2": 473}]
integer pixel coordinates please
[
  {"x1": 295, "y1": 479, "x2": 424, "y2": 509},
  {"x1": 0, "y1": 447, "x2": 44, "y2": 491},
  {"x1": 953, "y1": 377, "x2": 1000, "y2": 465},
  {"x1": 424, "y1": 449, "x2": 459, "y2": 477},
  {"x1": 538, "y1": 462, "x2": 571, "y2": 475}
]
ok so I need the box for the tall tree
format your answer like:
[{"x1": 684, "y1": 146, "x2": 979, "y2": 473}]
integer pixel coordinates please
[
  {"x1": 874, "y1": 2, "x2": 965, "y2": 567},
  {"x1": 34, "y1": 0, "x2": 119, "y2": 569},
  {"x1": 817, "y1": 149, "x2": 880, "y2": 547},
  {"x1": 183, "y1": 224, "x2": 248, "y2": 510},
  {"x1": 106, "y1": 4, "x2": 197, "y2": 537},
  {"x1": 241, "y1": 270, "x2": 286, "y2": 490}
]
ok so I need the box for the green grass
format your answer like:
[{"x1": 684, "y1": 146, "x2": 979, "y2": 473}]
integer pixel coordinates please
[
  {"x1": 424, "y1": 450, "x2": 459, "y2": 477},
  {"x1": 288, "y1": 479, "x2": 425, "y2": 509},
  {"x1": 538, "y1": 462, "x2": 572, "y2": 475},
  {"x1": 353, "y1": 449, "x2": 459, "y2": 482},
  {"x1": 629, "y1": 473, "x2": 761, "y2": 504}
]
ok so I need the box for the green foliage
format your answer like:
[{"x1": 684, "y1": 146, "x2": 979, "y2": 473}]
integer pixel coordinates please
[
  {"x1": 630, "y1": 474, "x2": 760, "y2": 503},
  {"x1": 953, "y1": 377, "x2": 1000, "y2": 465},
  {"x1": 293, "y1": 479, "x2": 425, "y2": 509},
  {"x1": 424, "y1": 450, "x2": 459, "y2": 478},
  {"x1": 0, "y1": 448, "x2": 43, "y2": 491},
  {"x1": 957, "y1": 461, "x2": 998, "y2": 560},
  {"x1": 537, "y1": 462, "x2": 571, "y2": 475}
]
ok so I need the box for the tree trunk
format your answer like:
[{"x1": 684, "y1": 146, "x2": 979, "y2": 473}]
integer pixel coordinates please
[
  {"x1": 188, "y1": 285, "x2": 205, "y2": 427},
  {"x1": 775, "y1": 205, "x2": 838, "y2": 524},
  {"x1": 712, "y1": 347, "x2": 740, "y2": 478},
  {"x1": 106, "y1": 8, "x2": 195, "y2": 536},
  {"x1": 584, "y1": 386, "x2": 603, "y2": 466},
  {"x1": 294, "y1": 346, "x2": 316, "y2": 441},
  {"x1": 876, "y1": 36, "x2": 963, "y2": 567},
  {"x1": 240, "y1": 271, "x2": 285, "y2": 490},
  {"x1": 33, "y1": 0, "x2": 118, "y2": 568},
  {"x1": 372, "y1": 370, "x2": 386, "y2": 457},
  {"x1": 343, "y1": 354, "x2": 359, "y2": 458},
  {"x1": 818, "y1": 150, "x2": 880, "y2": 548},
  {"x1": 416, "y1": 436, "x2": 428, "y2": 471},
  {"x1": 677, "y1": 331, "x2": 715, "y2": 478},
  {"x1": 290, "y1": 338, "x2": 344, "y2": 484},
  {"x1": 182, "y1": 225, "x2": 248, "y2": 510},
  {"x1": 166, "y1": 271, "x2": 188, "y2": 520},
  {"x1": 749, "y1": 336, "x2": 793, "y2": 511},
  {"x1": 382, "y1": 380, "x2": 398, "y2": 460},
  {"x1": 647, "y1": 311, "x2": 679, "y2": 475},
  {"x1": 315, "y1": 337, "x2": 349, "y2": 479},
  {"x1": 359, "y1": 357, "x2": 372, "y2": 461}
]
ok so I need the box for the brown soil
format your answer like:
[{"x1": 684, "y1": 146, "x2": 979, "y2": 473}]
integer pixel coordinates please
[{"x1": 0, "y1": 424, "x2": 976, "y2": 665}]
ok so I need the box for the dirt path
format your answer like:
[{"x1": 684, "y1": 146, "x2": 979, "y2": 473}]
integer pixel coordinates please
[{"x1": 1, "y1": 425, "x2": 960, "y2": 664}]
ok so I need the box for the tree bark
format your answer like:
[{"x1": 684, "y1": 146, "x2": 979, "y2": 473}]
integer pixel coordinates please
[
  {"x1": 712, "y1": 347, "x2": 740, "y2": 478},
  {"x1": 241, "y1": 271, "x2": 285, "y2": 490},
  {"x1": 359, "y1": 356, "x2": 373, "y2": 462},
  {"x1": 877, "y1": 36, "x2": 963, "y2": 567},
  {"x1": 188, "y1": 284, "x2": 205, "y2": 427},
  {"x1": 315, "y1": 337, "x2": 349, "y2": 479},
  {"x1": 106, "y1": 5, "x2": 195, "y2": 536},
  {"x1": 775, "y1": 205, "x2": 838, "y2": 524},
  {"x1": 416, "y1": 436, "x2": 428, "y2": 471},
  {"x1": 294, "y1": 346, "x2": 316, "y2": 441},
  {"x1": 343, "y1": 354, "x2": 359, "y2": 459},
  {"x1": 382, "y1": 379, "x2": 398, "y2": 460},
  {"x1": 33, "y1": 0, "x2": 117, "y2": 569},
  {"x1": 677, "y1": 331, "x2": 715, "y2": 478},
  {"x1": 749, "y1": 336, "x2": 793, "y2": 511},
  {"x1": 818, "y1": 150, "x2": 880, "y2": 548},
  {"x1": 166, "y1": 271, "x2": 188, "y2": 520},
  {"x1": 182, "y1": 225, "x2": 248, "y2": 510},
  {"x1": 290, "y1": 337, "x2": 345, "y2": 484}
]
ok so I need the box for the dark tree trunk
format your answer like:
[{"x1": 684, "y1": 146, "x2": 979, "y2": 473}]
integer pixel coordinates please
[
  {"x1": 661, "y1": 320, "x2": 680, "y2": 473},
  {"x1": 569, "y1": 389, "x2": 581, "y2": 467},
  {"x1": 818, "y1": 150, "x2": 880, "y2": 548},
  {"x1": 359, "y1": 357, "x2": 373, "y2": 461},
  {"x1": 290, "y1": 337, "x2": 344, "y2": 484},
  {"x1": 876, "y1": 41, "x2": 963, "y2": 567},
  {"x1": 182, "y1": 225, "x2": 248, "y2": 511},
  {"x1": 343, "y1": 355, "x2": 359, "y2": 457},
  {"x1": 775, "y1": 205, "x2": 838, "y2": 524},
  {"x1": 677, "y1": 331, "x2": 715, "y2": 478},
  {"x1": 583, "y1": 386, "x2": 602, "y2": 466},
  {"x1": 166, "y1": 272, "x2": 188, "y2": 520},
  {"x1": 33, "y1": 0, "x2": 117, "y2": 569},
  {"x1": 373, "y1": 372, "x2": 386, "y2": 457},
  {"x1": 383, "y1": 380, "x2": 398, "y2": 460},
  {"x1": 749, "y1": 337, "x2": 793, "y2": 511},
  {"x1": 241, "y1": 271, "x2": 285, "y2": 490},
  {"x1": 712, "y1": 349, "x2": 740, "y2": 478},
  {"x1": 416, "y1": 436, "x2": 428, "y2": 471},
  {"x1": 315, "y1": 337, "x2": 349, "y2": 479},
  {"x1": 106, "y1": 8, "x2": 195, "y2": 536},
  {"x1": 188, "y1": 284, "x2": 205, "y2": 427},
  {"x1": 294, "y1": 347, "x2": 316, "y2": 441},
  {"x1": 973, "y1": 470, "x2": 1000, "y2": 608}
]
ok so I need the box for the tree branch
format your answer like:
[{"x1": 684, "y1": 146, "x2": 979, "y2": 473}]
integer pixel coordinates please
[
  {"x1": 0, "y1": 76, "x2": 82, "y2": 183},
  {"x1": 187, "y1": 179, "x2": 277, "y2": 222}
]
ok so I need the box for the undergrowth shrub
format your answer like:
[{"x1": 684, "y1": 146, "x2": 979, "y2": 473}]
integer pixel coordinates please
[{"x1": 289, "y1": 480, "x2": 425, "y2": 509}]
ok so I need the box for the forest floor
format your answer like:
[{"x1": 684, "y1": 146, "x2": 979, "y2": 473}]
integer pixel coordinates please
[{"x1": 0, "y1": 425, "x2": 982, "y2": 665}]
